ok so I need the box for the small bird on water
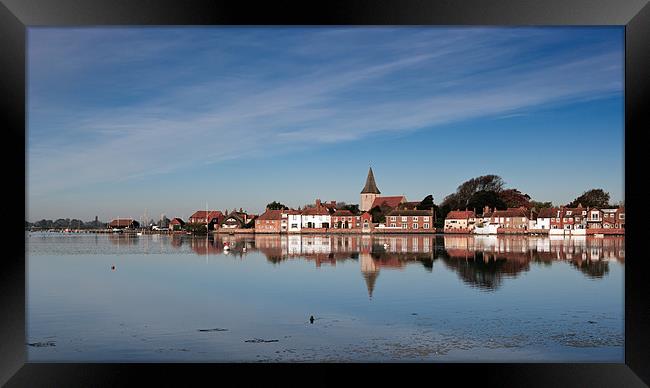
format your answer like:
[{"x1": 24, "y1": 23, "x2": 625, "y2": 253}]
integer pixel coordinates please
[{"x1": 309, "y1": 316, "x2": 314, "y2": 324}]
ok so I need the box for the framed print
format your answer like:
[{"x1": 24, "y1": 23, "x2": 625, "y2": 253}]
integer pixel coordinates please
[{"x1": 1, "y1": 0, "x2": 648, "y2": 386}]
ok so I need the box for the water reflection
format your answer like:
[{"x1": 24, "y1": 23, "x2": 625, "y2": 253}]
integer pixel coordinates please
[{"x1": 153, "y1": 234, "x2": 623, "y2": 292}]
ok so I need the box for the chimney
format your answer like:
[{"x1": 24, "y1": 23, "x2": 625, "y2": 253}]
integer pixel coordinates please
[
  {"x1": 315, "y1": 199, "x2": 321, "y2": 208},
  {"x1": 240, "y1": 207, "x2": 243, "y2": 213}
]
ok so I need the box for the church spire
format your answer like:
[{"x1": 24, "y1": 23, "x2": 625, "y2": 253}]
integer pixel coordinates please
[{"x1": 361, "y1": 167, "x2": 381, "y2": 194}]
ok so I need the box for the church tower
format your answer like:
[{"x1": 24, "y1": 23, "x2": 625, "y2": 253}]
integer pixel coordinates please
[{"x1": 360, "y1": 167, "x2": 381, "y2": 212}]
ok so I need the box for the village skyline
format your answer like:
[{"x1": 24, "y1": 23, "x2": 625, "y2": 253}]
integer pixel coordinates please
[{"x1": 27, "y1": 27, "x2": 623, "y2": 221}]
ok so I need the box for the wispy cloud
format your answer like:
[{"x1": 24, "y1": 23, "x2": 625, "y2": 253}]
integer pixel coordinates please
[{"x1": 28, "y1": 27, "x2": 623, "y2": 199}]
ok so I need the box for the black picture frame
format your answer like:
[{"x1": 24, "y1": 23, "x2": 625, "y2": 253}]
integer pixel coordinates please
[{"x1": 2, "y1": 0, "x2": 648, "y2": 386}]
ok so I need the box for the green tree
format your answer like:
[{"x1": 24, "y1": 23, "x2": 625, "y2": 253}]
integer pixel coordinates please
[
  {"x1": 498, "y1": 189, "x2": 531, "y2": 209},
  {"x1": 467, "y1": 190, "x2": 507, "y2": 214},
  {"x1": 340, "y1": 204, "x2": 360, "y2": 214},
  {"x1": 567, "y1": 189, "x2": 611, "y2": 208},
  {"x1": 417, "y1": 194, "x2": 435, "y2": 210},
  {"x1": 266, "y1": 201, "x2": 288, "y2": 210},
  {"x1": 441, "y1": 175, "x2": 505, "y2": 210},
  {"x1": 530, "y1": 200, "x2": 553, "y2": 210}
]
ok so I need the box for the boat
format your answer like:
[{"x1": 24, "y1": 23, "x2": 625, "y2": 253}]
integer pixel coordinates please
[{"x1": 223, "y1": 242, "x2": 230, "y2": 251}]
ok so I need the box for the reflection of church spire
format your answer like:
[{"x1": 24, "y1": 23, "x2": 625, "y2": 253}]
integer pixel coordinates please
[
  {"x1": 360, "y1": 252, "x2": 379, "y2": 299},
  {"x1": 362, "y1": 271, "x2": 379, "y2": 299}
]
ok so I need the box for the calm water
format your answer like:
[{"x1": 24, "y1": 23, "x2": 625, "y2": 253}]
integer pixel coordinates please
[{"x1": 26, "y1": 232, "x2": 624, "y2": 362}]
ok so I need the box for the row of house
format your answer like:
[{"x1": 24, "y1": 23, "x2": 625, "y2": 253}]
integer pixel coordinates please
[{"x1": 444, "y1": 204, "x2": 625, "y2": 235}]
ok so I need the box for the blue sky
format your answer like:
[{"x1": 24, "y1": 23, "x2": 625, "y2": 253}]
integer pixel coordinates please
[{"x1": 27, "y1": 27, "x2": 624, "y2": 221}]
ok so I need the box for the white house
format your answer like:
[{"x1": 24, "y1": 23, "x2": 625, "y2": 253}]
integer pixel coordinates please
[
  {"x1": 288, "y1": 212, "x2": 302, "y2": 232},
  {"x1": 301, "y1": 200, "x2": 332, "y2": 229}
]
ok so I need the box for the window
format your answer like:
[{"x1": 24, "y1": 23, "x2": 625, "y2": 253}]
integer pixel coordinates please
[
  {"x1": 582, "y1": 211, "x2": 586, "y2": 215},
  {"x1": 391, "y1": 216, "x2": 396, "y2": 221},
  {"x1": 506, "y1": 217, "x2": 510, "y2": 222},
  {"x1": 566, "y1": 211, "x2": 572, "y2": 215},
  {"x1": 291, "y1": 224, "x2": 297, "y2": 228},
  {"x1": 413, "y1": 223, "x2": 418, "y2": 229},
  {"x1": 390, "y1": 223, "x2": 396, "y2": 227},
  {"x1": 401, "y1": 216, "x2": 407, "y2": 222},
  {"x1": 424, "y1": 217, "x2": 430, "y2": 222},
  {"x1": 413, "y1": 216, "x2": 418, "y2": 221},
  {"x1": 423, "y1": 223, "x2": 430, "y2": 229},
  {"x1": 619, "y1": 214, "x2": 625, "y2": 219},
  {"x1": 402, "y1": 224, "x2": 408, "y2": 229}
]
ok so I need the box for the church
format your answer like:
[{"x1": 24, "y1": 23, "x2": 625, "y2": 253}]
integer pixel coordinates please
[{"x1": 360, "y1": 167, "x2": 407, "y2": 212}]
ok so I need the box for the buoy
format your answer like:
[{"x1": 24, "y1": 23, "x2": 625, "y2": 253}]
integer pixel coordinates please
[
  {"x1": 309, "y1": 315, "x2": 314, "y2": 324},
  {"x1": 111, "y1": 265, "x2": 115, "y2": 271}
]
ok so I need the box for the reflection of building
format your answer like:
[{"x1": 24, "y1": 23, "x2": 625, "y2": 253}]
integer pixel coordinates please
[{"x1": 360, "y1": 252, "x2": 379, "y2": 298}]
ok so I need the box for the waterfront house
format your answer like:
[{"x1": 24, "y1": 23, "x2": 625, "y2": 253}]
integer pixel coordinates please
[
  {"x1": 535, "y1": 208, "x2": 556, "y2": 230},
  {"x1": 188, "y1": 210, "x2": 223, "y2": 230},
  {"x1": 221, "y1": 213, "x2": 247, "y2": 229},
  {"x1": 361, "y1": 212, "x2": 373, "y2": 232},
  {"x1": 109, "y1": 218, "x2": 140, "y2": 229},
  {"x1": 288, "y1": 210, "x2": 302, "y2": 232},
  {"x1": 490, "y1": 207, "x2": 530, "y2": 229},
  {"x1": 444, "y1": 210, "x2": 476, "y2": 232},
  {"x1": 169, "y1": 217, "x2": 185, "y2": 231},
  {"x1": 586, "y1": 208, "x2": 604, "y2": 228},
  {"x1": 331, "y1": 209, "x2": 360, "y2": 229},
  {"x1": 601, "y1": 207, "x2": 625, "y2": 229},
  {"x1": 255, "y1": 209, "x2": 287, "y2": 233},
  {"x1": 384, "y1": 208, "x2": 435, "y2": 231},
  {"x1": 302, "y1": 200, "x2": 331, "y2": 229}
]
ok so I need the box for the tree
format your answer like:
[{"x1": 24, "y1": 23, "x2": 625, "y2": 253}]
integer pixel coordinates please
[
  {"x1": 416, "y1": 195, "x2": 436, "y2": 210},
  {"x1": 369, "y1": 204, "x2": 392, "y2": 223},
  {"x1": 441, "y1": 175, "x2": 505, "y2": 210},
  {"x1": 567, "y1": 189, "x2": 611, "y2": 208},
  {"x1": 498, "y1": 189, "x2": 531, "y2": 209},
  {"x1": 266, "y1": 201, "x2": 288, "y2": 210},
  {"x1": 466, "y1": 190, "x2": 507, "y2": 214},
  {"x1": 530, "y1": 201, "x2": 553, "y2": 210},
  {"x1": 340, "y1": 204, "x2": 360, "y2": 215}
]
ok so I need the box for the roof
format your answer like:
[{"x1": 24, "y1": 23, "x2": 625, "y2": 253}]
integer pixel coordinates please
[
  {"x1": 257, "y1": 209, "x2": 284, "y2": 221},
  {"x1": 446, "y1": 210, "x2": 476, "y2": 220},
  {"x1": 302, "y1": 207, "x2": 331, "y2": 216},
  {"x1": 492, "y1": 208, "x2": 529, "y2": 218},
  {"x1": 386, "y1": 209, "x2": 433, "y2": 216},
  {"x1": 361, "y1": 167, "x2": 381, "y2": 194},
  {"x1": 109, "y1": 219, "x2": 137, "y2": 227},
  {"x1": 332, "y1": 210, "x2": 354, "y2": 216},
  {"x1": 537, "y1": 208, "x2": 558, "y2": 218},
  {"x1": 170, "y1": 218, "x2": 185, "y2": 225},
  {"x1": 189, "y1": 210, "x2": 223, "y2": 220},
  {"x1": 371, "y1": 196, "x2": 406, "y2": 210},
  {"x1": 397, "y1": 201, "x2": 421, "y2": 210}
]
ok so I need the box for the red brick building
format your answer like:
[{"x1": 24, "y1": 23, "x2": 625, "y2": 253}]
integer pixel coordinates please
[
  {"x1": 384, "y1": 209, "x2": 435, "y2": 231},
  {"x1": 255, "y1": 209, "x2": 288, "y2": 233},
  {"x1": 331, "y1": 209, "x2": 360, "y2": 229},
  {"x1": 188, "y1": 210, "x2": 224, "y2": 230}
]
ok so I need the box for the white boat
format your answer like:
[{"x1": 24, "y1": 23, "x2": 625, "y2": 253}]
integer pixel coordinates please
[{"x1": 223, "y1": 242, "x2": 230, "y2": 251}]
